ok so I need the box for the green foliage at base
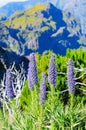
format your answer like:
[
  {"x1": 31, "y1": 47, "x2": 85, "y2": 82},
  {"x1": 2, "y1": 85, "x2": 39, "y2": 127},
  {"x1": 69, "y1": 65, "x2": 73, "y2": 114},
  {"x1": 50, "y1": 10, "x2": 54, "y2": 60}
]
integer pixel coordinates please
[{"x1": 0, "y1": 84, "x2": 86, "y2": 130}]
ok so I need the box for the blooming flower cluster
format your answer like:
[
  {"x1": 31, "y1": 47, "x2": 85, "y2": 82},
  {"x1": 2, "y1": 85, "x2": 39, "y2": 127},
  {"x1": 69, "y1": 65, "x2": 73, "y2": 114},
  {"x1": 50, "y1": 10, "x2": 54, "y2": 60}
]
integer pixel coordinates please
[
  {"x1": 3, "y1": 52, "x2": 76, "y2": 104},
  {"x1": 67, "y1": 59, "x2": 75, "y2": 94},
  {"x1": 48, "y1": 54, "x2": 57, "y2": 88},
  {"x1": 5, "y1": 69, "x2": 15, "y2": 99},
  {"x1": 39, "y1": 72, "x2": 46, "y2": 104},
  {"x1": 28, "y1": 53, "x2": 38, "y2": 89},
  {"x1": 28, "y1": 70, "x2": 34, "y2": 90}
]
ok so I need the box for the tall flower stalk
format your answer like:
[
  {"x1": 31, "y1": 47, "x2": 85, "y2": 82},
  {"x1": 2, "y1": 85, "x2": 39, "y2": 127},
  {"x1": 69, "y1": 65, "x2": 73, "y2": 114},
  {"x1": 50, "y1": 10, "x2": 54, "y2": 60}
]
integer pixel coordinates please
[
  {"x1": 48, "y1": 54, "x2": 57, "y2": 88},
  {"x1": 28, "y1": 70, "x2": 34, "y2": 90},
  {"x1": 27, "y1": 53, "x2": 38, "y2": 116},
  {"x1": 5, "y1": 69, "x2": 15, "y2": 99},
  {"x1": 39, "y1": 72, "x2": 46, "y2": 104},
  {"x1": 28, "y1": 53, "x2": 38, "y2": 88},
  {"x1": 67, "y1": 59, "x2": 75, "y2": 94}
]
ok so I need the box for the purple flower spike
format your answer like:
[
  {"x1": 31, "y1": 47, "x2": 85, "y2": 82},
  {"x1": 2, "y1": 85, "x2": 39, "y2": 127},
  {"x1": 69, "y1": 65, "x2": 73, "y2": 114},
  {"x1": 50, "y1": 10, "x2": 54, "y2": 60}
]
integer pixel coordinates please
[
  {"x1": 28, "y1": 70, "x2": 34, "y2": 90},
  {"x1": 48, "y1": 54, "x2": 57, "y2": 88},
  {"x1": 6, "y1": 69, "x2": 15, "y2": 99},
  {"x1": 39, "y1": 72, "x2": 46, "y2": 104},
  {"x1": 29, "y1": 53, "x2": 38, "y2": 86},
  {"x1": 67, "y1": 59, "x2": 75, "y2": 94}
]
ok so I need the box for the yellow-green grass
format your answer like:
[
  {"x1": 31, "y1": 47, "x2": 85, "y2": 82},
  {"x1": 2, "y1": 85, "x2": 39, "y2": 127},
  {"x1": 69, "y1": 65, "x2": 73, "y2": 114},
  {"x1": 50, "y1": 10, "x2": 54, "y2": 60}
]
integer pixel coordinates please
[
  {"x1": 25, "y1": 4, "x2": 46, "y2": 15},
  {"x1": 4, "y1": 4, "x2": 47, "y2": 28}
]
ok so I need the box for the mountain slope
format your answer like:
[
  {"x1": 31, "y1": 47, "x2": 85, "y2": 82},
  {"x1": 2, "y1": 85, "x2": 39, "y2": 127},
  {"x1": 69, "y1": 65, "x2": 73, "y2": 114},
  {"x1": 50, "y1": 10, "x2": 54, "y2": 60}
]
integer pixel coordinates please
[
  {"x1": 56, "y1": 0, "x2": 86, "y2": 34},
  {"x1": 0, "y1": 0, "x2": 86, "y2": 35},
  {"x1": 0, "y1": 3, "x2": 84, "y2": 55}
]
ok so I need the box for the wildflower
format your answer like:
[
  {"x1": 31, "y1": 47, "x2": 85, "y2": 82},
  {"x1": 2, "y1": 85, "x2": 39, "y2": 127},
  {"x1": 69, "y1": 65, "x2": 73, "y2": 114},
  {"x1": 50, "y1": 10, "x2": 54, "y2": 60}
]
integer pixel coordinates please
[
  {"x1": 28, "y1": 70, "x2": 34, "y2": 90},
  {"x1": 48, "y1": 54, "x2": 57, "y2": 88},
  {"x1": 67, "y1": 59, "x2": 75, "y2": 93},
  {"x1": 5, "y1": 69, "x2": 15, "y2": 99},
  {"x1": 39, "y1": 72, "x2": 46, "y2": 104},
  {"x1": 28, "y1": 53, "x2": 38, "y2": 85}
]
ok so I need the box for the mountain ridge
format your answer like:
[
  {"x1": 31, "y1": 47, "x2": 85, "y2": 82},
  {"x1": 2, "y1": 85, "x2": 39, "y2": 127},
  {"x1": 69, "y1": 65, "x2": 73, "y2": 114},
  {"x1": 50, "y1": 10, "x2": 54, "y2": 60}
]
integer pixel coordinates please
[{"x1": 0, "y1": 3, "x2": 83, "y2": 56}]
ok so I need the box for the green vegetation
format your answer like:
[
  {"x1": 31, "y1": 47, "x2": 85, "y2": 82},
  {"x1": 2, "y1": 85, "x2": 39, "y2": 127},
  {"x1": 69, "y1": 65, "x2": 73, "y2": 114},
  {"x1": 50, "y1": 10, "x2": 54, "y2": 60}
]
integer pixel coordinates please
[
  {"x1": 4, "y1": 4, "x2": 47, "y2": 29},
  {"x1": 0, "y1": 49, "x2": 86, "y2": 129},
  {"x1": 4, "y1": 3, "x2": 56, "y2": 34},
  {"x1": 41, "y1": 26, "x2": 49, "y2": 32},
  {"x1": 0, "y1": 87, "x2": 85, "y2": 130}
]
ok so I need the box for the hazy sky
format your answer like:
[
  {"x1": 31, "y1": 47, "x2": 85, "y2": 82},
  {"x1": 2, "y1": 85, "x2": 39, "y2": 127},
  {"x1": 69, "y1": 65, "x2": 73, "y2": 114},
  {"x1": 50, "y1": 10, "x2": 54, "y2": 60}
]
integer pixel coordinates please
[{"x1": 0, "y1": 0, "x2": 27, "y2": 7}]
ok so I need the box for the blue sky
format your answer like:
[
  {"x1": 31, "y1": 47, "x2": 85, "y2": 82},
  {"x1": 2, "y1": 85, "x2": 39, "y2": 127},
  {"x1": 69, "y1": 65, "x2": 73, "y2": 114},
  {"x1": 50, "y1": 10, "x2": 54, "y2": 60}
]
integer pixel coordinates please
[{"x1": 0, "y1": 0, "x2": 27, "y2": 7}]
